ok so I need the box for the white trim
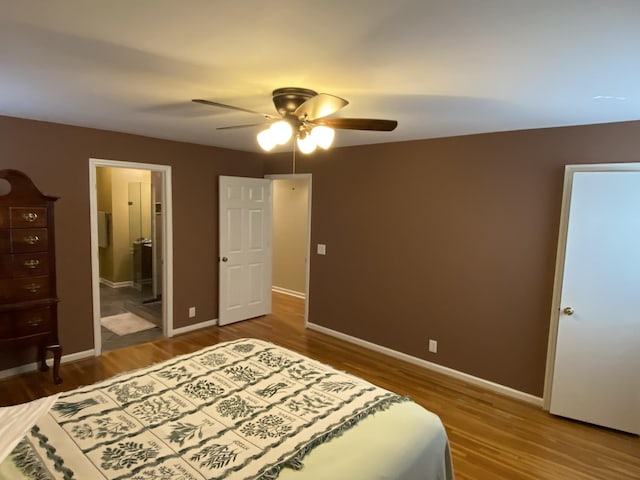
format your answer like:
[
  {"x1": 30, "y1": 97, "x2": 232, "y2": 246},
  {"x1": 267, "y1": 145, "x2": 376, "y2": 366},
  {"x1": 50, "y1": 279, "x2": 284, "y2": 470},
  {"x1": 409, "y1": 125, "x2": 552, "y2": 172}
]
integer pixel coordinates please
[
  {"x1": 542, "y1": 165, "x2": 574, "y2": 409},
  {"x1": 265, "y1": 174, "x2": 312, "y2": 327},
  {"x1": 89, "y1": 158, "x2": 174, "y2": 357},
  {"x1": 542, "y1": 162, "x2": 640, "y2": 410},
  {"x1": 163, "y1": 167, "x2": 174, "y2": 337},
  {"x1": 308, "y1": 322, "x2": 543, "y2": 406},
  {"x1": 0, "y1": 349, "x2": 95, "y2": 380},
  {"x1": 99, "y1": 278, "x2": 133, "y2": 288},
  {"x1": 171, "y1": 319, "x2": 218, "y2": 335},
  {"x1": 272, "y1": 286, "x2": 306, "y2": 299}
]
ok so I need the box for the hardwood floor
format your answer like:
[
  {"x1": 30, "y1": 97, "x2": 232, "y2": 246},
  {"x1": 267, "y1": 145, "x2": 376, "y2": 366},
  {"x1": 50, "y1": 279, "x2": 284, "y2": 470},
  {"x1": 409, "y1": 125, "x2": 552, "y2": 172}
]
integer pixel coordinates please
[{"x1": 1, "y1": 293, "x2": 638, "y2": 479}]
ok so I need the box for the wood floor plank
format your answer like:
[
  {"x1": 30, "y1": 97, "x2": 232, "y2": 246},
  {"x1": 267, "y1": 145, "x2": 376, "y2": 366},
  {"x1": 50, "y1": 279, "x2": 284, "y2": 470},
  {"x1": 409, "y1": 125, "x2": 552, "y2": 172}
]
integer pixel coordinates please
[{"x1": 0, "y1": 293, "x2": 638, "y2": 479}]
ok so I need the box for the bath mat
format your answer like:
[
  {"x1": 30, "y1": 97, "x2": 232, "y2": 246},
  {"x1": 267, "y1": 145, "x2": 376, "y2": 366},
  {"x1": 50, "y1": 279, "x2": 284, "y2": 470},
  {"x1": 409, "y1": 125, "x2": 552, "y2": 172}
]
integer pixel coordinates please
[{"x1": 100, "y1": 312, "x2": 156, "y2": 336}]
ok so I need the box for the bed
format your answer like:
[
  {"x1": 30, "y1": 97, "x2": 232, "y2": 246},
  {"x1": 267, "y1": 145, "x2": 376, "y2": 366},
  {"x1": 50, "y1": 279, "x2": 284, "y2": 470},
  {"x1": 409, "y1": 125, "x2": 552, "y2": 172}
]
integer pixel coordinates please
[{"x1": 0, "y1": 338, "x2": 454, "y2": 480}]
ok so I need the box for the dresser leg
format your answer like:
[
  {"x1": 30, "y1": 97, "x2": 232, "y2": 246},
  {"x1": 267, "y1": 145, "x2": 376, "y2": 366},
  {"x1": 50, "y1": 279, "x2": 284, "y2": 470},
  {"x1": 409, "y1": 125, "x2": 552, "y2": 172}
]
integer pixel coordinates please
[
  {"x1": 38, "y1": 344, "x2": 62, "y2": 383},
  {"x1": 37, "y1": 344, "x2": 49, "y2": 372},
  {"x1": 49, "y1": 344, "x2": 62, "y2": 384}
]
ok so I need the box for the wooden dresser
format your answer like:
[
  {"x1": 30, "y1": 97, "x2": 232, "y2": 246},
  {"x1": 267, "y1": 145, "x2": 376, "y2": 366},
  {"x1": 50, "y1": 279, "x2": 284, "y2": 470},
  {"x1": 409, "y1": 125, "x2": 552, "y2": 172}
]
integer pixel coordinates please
[{"x1": 0, "y1": 169, "x2": 61, "y2": 384}]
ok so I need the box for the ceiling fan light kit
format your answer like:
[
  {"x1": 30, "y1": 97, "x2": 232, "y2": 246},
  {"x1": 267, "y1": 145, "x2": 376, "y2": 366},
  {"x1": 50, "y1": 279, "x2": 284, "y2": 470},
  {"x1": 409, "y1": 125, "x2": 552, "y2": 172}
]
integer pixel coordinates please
[
  {"x1": 296, "y1": 134, "x2": 318, "y2": 154},
  {"x1": 269, "y1": 120, "x2": 293, "y2": 144},
  {"x1": 310, "y1": 126, "x2": 335, "y2": 149},
  {"x1": 256, "y1": 128, "x2": 277, "y2": 151},
  {"x1": 258, "y1": 122, "x2": 333, "y2": 154},
  {"x1": 193, "y1": 87, "x2": 397, "y2": 154},
  {"x1": 256, "y1": 119, "x2": 296, "y2": 151}
]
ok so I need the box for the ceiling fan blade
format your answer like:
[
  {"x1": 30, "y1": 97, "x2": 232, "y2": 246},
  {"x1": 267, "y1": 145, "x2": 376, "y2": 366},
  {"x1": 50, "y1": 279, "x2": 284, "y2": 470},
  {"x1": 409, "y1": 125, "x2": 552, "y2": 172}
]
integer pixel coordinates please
[
  {"x1": 294, "y1": 93, "x2": 348, "y2": 121},
  {"x1": 192, "y1": 99, "x2": 279, "y2": 120},
  {"x1": 312, "y1": 117, "x2": 398, "y2": 131},
  {"x1": 216, "y1": 123, "x2": 270, "y2": 130}
]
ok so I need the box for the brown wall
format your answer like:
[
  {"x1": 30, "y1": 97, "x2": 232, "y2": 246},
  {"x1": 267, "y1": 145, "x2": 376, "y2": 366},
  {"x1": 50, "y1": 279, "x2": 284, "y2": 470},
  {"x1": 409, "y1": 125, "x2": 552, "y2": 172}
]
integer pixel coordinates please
[
  {"x1": 0, "y1": 115, "x2": 263, "y2": 370},
  {"x1": 264, "y1": 120, "x2": 640, "y2": 396},
  {"x1": 4, "y1": 112, "x2": 640, "y2": 397}
]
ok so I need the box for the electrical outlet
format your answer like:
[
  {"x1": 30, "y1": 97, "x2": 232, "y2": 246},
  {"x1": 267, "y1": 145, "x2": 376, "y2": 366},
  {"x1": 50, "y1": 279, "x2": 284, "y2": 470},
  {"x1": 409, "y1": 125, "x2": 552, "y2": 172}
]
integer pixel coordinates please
[
  {"x1": 188, "y1": 307, "x2": 196, "y2": 318},
  {"x1": 428, "y1": 339, "x2": 438, "y2": 353}
]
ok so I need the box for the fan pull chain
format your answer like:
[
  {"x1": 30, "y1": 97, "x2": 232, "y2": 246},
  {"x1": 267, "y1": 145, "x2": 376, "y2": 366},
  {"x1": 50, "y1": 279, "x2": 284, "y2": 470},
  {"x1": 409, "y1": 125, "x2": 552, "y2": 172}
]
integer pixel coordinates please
[{"x1": 292, "y1": 141, "x2": 296, "y2": 174}]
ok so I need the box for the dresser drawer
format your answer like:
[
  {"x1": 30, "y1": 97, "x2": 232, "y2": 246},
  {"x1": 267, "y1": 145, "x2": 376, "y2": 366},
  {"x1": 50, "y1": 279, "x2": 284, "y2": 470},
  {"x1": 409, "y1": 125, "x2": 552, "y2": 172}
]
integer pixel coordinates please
[
  {"x1": 0, "y1": 279, "x2": 10, "y2": 302},
  {"x1": 15, "y1": 276, "x2": 51, "y2": 301},
  {"x1": 10, "y1": 207, "x2": 48, "y2": 228},
  {"x1": 0, "y1": 208, "x2": 8, "y2": 229},
  {"x1": 0, "y1": 253, "x2": 50, "y2": 278},
  {"x1": 0, "y1": 311, "x2": 11, "y2": 338},
  {"x1": 15, "y1": 307, "x2": 53, "y2": 337},
  {"x1": 0, "y1": 276, "x2": 51, "y2": 302},
  {"x1": 10, "y1": 228, "x2": 48, "y2": 253},
  {"x1": 0, "y1": 306, "x2": 53, "y2": 340},
  {"x1": 0, "y1": 230, "x2": 8, "y2": 253}
]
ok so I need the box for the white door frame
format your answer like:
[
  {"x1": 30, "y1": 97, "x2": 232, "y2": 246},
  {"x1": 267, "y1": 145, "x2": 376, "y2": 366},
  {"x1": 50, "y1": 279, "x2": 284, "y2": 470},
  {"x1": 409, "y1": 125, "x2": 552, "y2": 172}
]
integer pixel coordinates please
[
  {"x1": 265, "y1": 173, "x2": 312, "y2": 327},
  {"x1": 89, "y1": 158, "x2": 174, "y2": 356},
  {"x1": 542, "y1": 162, "x2": 640, "y2": 409}
]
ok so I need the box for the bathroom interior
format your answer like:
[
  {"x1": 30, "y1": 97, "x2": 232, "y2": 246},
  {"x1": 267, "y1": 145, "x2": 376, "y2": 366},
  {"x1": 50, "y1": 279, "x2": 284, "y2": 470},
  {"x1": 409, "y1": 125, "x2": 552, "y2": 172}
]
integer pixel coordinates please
[{"x1": 96, "y1": 167, "x2": 163, "y2": 351}]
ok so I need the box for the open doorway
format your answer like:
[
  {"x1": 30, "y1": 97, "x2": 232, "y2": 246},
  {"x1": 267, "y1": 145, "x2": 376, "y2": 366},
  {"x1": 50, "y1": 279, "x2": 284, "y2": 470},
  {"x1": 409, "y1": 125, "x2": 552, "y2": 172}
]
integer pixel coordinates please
[
  {"x1": 89, "y1": 159, "x2": 173, "y2": 355},
  {"x1": 267, "y1": 174, "x2": 311, "y2": 325}
]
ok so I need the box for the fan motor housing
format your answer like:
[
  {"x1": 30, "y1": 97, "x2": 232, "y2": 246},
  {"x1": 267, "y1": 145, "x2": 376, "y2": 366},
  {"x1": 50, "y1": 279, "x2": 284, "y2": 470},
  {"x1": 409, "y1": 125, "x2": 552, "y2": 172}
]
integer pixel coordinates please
[{"x1": 272, "y1": 87, "x2": 317, "y2": 116}]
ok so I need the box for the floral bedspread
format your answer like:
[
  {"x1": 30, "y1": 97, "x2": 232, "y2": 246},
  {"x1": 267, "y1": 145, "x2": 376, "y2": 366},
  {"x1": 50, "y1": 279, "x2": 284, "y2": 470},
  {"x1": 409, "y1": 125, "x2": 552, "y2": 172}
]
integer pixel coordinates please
[{"x1": 9, "y1": 338, "x2": 405, "y2": 480}]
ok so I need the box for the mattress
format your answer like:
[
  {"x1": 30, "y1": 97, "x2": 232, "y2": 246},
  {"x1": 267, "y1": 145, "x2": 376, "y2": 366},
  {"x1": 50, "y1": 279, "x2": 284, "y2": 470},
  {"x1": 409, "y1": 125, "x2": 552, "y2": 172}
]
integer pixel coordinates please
[{"x1": 0, "y1": 338, "x2": 454, "y2": 479}]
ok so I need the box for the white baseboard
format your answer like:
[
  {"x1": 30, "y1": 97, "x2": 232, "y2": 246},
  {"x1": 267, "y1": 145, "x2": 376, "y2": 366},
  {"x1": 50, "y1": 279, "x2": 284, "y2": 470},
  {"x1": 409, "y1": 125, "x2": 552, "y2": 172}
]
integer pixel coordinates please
[
  {"x1": 272, "y1": 286, "x2": 306, "y2": 299},
  {"x1": 307, "y1": 323, "x2": 543, "y2": 406},
  {"x1": 0, "y1": 349, "x2": 96, "y2": 380},
  {"x1": 171, "y1": 319, "x2": 218, "y2": 336},
  {"x1": 100, "y1": 278, "x2": 133, "y2": 288}
]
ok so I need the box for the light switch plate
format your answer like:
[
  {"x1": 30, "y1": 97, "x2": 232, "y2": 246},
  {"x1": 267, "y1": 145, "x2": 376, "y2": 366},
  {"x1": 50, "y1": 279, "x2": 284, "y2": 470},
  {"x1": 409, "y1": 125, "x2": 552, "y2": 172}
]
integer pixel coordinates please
[{"x1": 317, "y1": 244, "x2": 326, "y2": 255}]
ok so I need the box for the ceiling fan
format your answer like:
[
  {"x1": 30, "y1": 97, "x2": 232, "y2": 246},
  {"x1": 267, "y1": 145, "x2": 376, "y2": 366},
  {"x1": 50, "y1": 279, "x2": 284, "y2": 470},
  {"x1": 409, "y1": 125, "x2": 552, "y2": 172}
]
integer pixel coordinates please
[{"x1": 192, "y1": 87, "x2": 398, "y2": 153}]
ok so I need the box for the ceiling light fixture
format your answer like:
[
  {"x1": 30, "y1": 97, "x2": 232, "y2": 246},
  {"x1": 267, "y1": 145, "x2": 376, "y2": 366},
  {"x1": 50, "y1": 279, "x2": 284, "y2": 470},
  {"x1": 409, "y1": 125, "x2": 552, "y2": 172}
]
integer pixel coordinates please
[
  {"x1": 269, "y1": 120, "x2": 293, "y2": 145},
  {"x1": 194, "y1": 87, "x2": 397, "y2": 155},
  {"x1": 310, "y1": 126, "x2": 335, "y2": 150},
  {"x1": 257, "y1": 122, "x2": 335, "y2": 154},
  {"x1": 296, "y1": 133, "x2": 318, "y2": 154},
  {"x1": 256, "y1": 129, "x2": 277, "y2": 151}
]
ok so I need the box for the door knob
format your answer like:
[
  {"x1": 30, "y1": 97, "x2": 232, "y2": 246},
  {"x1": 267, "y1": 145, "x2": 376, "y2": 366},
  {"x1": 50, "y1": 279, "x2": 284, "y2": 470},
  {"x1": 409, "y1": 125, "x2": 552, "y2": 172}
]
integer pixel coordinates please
[
  {"x1": 563, "y1": 307, "x2": 574, "y2": 315},
  {"x1": 221, "y1": 257, "x2": 228, "y2": 262}
]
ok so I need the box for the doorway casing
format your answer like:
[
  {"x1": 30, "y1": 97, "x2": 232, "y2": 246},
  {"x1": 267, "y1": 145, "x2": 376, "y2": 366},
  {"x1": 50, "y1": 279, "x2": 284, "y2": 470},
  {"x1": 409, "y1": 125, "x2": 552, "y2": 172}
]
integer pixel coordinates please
[
  {"x1": 89, "y1": 158, "x2": 174, "y2": 355},
  {"x1": 265, "y1": 173, "x2": 312, "y2": 327}
]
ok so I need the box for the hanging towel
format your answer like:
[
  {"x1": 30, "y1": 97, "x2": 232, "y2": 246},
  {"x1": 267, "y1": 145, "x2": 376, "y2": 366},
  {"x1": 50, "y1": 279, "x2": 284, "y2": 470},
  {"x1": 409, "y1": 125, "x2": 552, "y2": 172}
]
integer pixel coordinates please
[{"x1": 97, "y1": 211, "x2": 109, "y2": 248}]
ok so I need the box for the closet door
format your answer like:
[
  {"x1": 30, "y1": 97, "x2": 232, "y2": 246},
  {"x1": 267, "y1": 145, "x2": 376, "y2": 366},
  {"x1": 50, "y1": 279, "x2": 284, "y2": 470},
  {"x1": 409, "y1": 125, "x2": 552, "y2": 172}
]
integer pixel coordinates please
[{"x1": 549, "y1": 167, "x2": 640, "y2": 434}]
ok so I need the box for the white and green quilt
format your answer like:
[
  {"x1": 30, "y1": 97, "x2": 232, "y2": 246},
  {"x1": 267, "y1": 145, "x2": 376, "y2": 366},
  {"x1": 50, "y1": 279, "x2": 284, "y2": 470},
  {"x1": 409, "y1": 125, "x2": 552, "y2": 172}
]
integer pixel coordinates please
[{"x1": 5, "y1": 338, "x2": 407, "y2": 480}]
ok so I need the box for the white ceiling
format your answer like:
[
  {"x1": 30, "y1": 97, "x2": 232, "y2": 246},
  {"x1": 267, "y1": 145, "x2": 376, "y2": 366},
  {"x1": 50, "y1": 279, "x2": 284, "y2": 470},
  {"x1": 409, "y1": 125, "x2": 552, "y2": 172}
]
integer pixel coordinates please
[{"x1": 1, "y1": 0, "x2": 639, "y2": 153}]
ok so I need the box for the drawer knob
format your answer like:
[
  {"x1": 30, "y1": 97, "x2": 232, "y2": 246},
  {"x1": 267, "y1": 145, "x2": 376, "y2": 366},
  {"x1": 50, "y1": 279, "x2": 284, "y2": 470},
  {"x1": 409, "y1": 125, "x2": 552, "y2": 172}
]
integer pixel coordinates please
[
  {"x1": 24, "y1": 283, "x2": 41, "y2": 293},
  {"x1": 24, "y1": 259, "x2": 40, "y2": 269},
  {"x1": 22, "y1": 212, "x2": 39, "y2": 222},
  {"x1": 23, "y1": 235, "x2": 40, "y2": 245},
  {"x1": 27, "y1": 317, "x2": 43, "y2": 327}
]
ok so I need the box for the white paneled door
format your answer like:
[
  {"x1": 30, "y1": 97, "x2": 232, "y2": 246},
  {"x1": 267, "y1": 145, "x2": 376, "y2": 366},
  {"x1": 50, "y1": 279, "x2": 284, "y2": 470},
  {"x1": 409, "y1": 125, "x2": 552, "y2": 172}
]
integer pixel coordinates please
[
  {"x1": 549, "y1": 167, "x2": 640, "y2": 434},
  {"x1": 218, "y1": 176, "x2": 272, "y2": 326}
]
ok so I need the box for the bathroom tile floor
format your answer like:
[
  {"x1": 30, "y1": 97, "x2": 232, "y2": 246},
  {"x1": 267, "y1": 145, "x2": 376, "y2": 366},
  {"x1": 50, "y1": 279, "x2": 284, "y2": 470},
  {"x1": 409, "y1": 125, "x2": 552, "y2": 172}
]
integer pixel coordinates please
[{"x1": 100, "y1": 284, "x2": 163, "y2": 352}]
